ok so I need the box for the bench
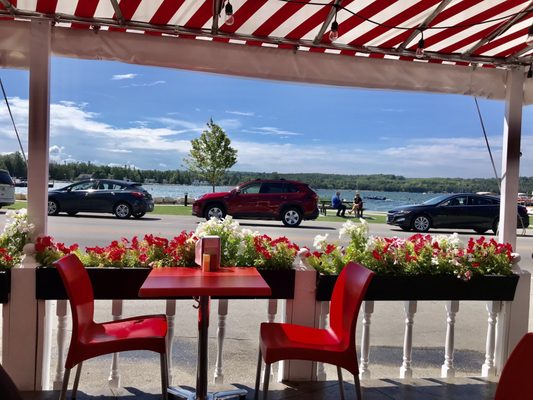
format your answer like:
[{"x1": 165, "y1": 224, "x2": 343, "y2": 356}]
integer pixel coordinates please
[{"x1": 320, "y1": 200, "x2": 364, "y2": 217}]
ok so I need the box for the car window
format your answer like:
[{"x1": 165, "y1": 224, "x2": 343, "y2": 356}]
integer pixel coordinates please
[
  {"x1": 260, "y1": 182, "x2": 286, "y2": 194},
  {"x1": 99, "y1": 182, "x2": 125, "y2": 190},
  {"x1": 470, "y1": 196, "x2": 497, "y2": 206},
  {"x1": 240, "y1": 183, "x2": 261, "y2": 194},
  {"x1": 286, "y1": 184, "x2": 300, "y2": 193},
  {"x1": 442, "y1": 196, "x2": 467, "y2": 206},
  {"x1": 70, "y1": 181, "x2": 96, "y2": 191},
  {"x1": 0, "y1": 171, "x2": 13, "y2": 185}
]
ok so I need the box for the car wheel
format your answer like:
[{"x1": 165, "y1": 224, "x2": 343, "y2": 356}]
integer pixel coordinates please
[
  {"x1": 133, "y1": 211, "x2": 146, "y2": 219},
  {"x1": 205, "y1": 204, "x2": 226, "y2": 220},
  {"x1": 282, "y1": 207, "x2": 302, "y2": 227},
  {"x1": 114, "y1": 202, "x2": 132, "y2": 219},
  {"x1": 67, "y1": 211, "x2": 78, "y2": 216},
  {"x1": 48, "y1": 200, "x2": 60, "y2": 216},
  {"x1": 474, "y1": 228, "x2": 488, "y2": 234},
  {"x1": 411, "y1": 214, "x2": 431, "y2": 232},
  {"x1": 492, "y1": 218, "x2": 499, "y2": 235}
]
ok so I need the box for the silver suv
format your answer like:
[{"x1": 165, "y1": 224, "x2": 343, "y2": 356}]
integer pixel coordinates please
[{"x1": 0, "y1": 170, "x2": 15, "y2": 208}]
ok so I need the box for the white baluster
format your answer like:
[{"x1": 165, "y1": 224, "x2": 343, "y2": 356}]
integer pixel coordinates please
[
  {"x1": 482, "y1": 301, "x2": 501, "y2": 377},
  {"x1": 400, "y1": 300, "x2": 417, "y2": 379},
  {"x1": 214, "y1": 299, "x2": 228, "y2": 384},
  {"x1": 316, "y1": 301, "x2": 330, "y2": 381},
  {"x1": 359, "y1": 300, "x2": 374, "y2": 379},
  {"x1": 108, "y1": 299, "x2": 123, "y2": 388},
  {"x1": 267, "y1": 299, "x2": 278, "y2": 323},
  {"x1": 267, "y1": 299, "x2": 278, "y2": 381},
  {"x1": 441, "y1": 301, "x2": 460, "y2": 378},
  {"x1": 165, "y1": 299, "x2": 176, "y2": 386},
  {"x1": 53, "y1": 300, "x2": 68, "y2": 389}
]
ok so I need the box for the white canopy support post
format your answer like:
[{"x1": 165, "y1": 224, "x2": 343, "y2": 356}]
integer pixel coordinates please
[
  {"x1": 495, "y1": 67, "x2": 530, "y2": 374},
  {"x1": 27, "y1": 19, "x2": 51, "y2": 241},
  {"x1": 2, "y1": 19, "x2": 52, "y2": 391}
]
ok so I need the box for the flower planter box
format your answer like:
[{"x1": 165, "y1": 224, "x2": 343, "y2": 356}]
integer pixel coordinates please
[
  {"x1": 316, "y1": 273, "x2": 520, "y2": 302},
  {"x1": 36, "y1": 267, "x2": 152, "y2": 300},
  {"x1": 0, "y1": 269, "x2": 10, "y2": 303},
  {"x1": 35, "y1": 267, "x2": 295, "y2": 300},
  {"x1": 257, "y1": 269, "x2": 295, "y2": 299}
]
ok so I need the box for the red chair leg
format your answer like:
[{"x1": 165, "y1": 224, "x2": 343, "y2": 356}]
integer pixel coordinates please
[
  {"x1": 262, "y1": 363, "x2": 271, "y2": 400},
  {"x1": 59, "y1": 367, "x2": 71, "y2": 400},
  {"x1": 337, "y1": 366, "x2": 345, "y2": 400},
  {"x1": 254, "y1": 349, "x2": 262, "y2": 400},
  {"x1": 71, "y1": 363, "x2": 82, "y2": 399},
  {"x1": 354, "y1": 373, "x2": 362, "y2": 400},
  {"x1": 160, "y1": 352, "x2": 169, "y2": 400}
]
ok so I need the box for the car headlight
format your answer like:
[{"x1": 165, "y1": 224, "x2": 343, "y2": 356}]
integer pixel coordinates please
[{"x1": 395, "y1": 210, "x2": 412, "y2": 216}]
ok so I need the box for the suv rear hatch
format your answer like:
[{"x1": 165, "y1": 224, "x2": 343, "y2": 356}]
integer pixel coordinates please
[{"x1": 0, "y1": 170, "x2": 15, "y2": 206}]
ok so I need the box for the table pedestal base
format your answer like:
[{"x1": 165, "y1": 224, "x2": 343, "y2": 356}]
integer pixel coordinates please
[{"x1": 168, "y1": 386, "x2": 248, "y2": 400}]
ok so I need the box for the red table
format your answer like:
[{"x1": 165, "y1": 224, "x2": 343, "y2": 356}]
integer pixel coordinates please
[{"x1": 139, "y1": 267, "x2": 271, "y2": 400}]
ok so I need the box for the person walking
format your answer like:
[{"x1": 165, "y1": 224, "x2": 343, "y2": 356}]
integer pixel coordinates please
[{"x1": 331, "y1": 191, "x2": 346, "y2": 217}]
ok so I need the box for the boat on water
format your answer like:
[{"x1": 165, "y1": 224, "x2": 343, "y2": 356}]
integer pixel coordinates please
[{"x1": 365, "y1": 196, "x2": 387, "y2": 200}]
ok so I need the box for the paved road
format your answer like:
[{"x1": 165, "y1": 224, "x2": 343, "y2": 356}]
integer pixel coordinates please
[{"x1": 1, "y1": 211, "x2": 532, "y2": 389}]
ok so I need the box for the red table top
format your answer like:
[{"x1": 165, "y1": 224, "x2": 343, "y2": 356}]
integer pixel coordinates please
[{"x1": 138, "y1": 267, "x2": 272, "y2": 298}]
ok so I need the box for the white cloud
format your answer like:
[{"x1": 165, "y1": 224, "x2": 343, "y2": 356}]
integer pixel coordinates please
[
  {"x1": 1, "y1": 96, "x2": 533, "y2": 178},
  {"x1": 123, "y1": 80, "x2": 165, "y2": 88},
  {"x1": 102, "y1": 148, "x2": 132, "y2": 153},
  {"x1": 112, "y1": 73, "x2": 138, "y2": 80},
  {"x1": 49, "y1": 145, "x2": 65, "y2": 162},
  {"x1": 242, "y1": 126, "x2": 303, "y2": 136},
  {"x1": 225, "y1": 110, "x2": 254, "y2": 116}
]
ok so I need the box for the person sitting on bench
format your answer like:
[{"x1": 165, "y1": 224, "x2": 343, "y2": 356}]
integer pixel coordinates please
[
  {"x1": 349, "y1": 193, "x2": 364, "y2": 217},
  {"x1": 331, "y1": 191, "x2": 346, "y2": 217}
]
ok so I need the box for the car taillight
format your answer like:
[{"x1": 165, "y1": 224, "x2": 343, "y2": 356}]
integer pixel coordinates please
[{"x1": 131, "y1": 192, "x2": 144, "y2": 198}]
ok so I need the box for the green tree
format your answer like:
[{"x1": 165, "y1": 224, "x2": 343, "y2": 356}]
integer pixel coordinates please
[{"x1": 185, "y1": 119, "x2": 238, "y2": 192}]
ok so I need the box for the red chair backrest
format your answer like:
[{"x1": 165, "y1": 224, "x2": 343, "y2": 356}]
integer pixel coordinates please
[
  {"x1": 53, "y1": 254, "x2": 95, "y2": 337},
  {"x1": 329, "y1": 262, "x2": 374, "y2": 349},
  {"x1": 495, "y1": 332, "x2": 533, "y2": 400}
]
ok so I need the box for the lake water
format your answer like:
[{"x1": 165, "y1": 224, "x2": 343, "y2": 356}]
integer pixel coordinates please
[{"x1": 21, "y1": 182, "x2": 442, "y2": 212}]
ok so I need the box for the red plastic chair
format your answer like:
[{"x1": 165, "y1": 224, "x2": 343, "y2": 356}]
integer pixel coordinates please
[
  {"x1": 495, "y1": 332, "x2": 533, "y2": 400},
  {"x1": 254, "y1": 262, "x2": 374, "y2": 400},
  {"x1": 54, "y1": 254, "x2": 169, "y2": 400}
]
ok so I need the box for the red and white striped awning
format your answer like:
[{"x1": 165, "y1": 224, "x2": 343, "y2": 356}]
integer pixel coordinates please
[
  {"x1": 2, "y1": 0, "x2": 532, "y2": 67},
  {"x1": 1, "y1": 0, "x2": 533, "y2": 101}
]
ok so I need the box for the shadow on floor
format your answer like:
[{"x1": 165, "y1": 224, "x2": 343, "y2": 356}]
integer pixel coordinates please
[{"x1": 21, "y1": 377, "x2": 497, "y2": 400}]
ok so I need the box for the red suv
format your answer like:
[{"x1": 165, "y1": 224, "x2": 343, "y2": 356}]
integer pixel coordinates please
[{"x1": 192, "y1": 179, "x2": 319, "y2": 227}]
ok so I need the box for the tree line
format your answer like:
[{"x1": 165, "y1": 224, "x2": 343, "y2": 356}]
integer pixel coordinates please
[{"x1": 4, "y1": 151, "x2": 533, "y2": 193}]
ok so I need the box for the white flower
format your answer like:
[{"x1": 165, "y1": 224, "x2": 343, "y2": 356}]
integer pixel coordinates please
[
  {"x1": 313, "y1": 234, "x2": 329, "y2": 250},
  {"x1": 339, "y1": 220, "x2": 357, "y2": 240}
]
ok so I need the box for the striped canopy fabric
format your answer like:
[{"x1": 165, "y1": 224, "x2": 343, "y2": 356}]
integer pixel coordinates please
[
  {"x1": 1, "y1": 0, "x2": 532, "y2": 69},
  {"x1": 1, "y1": 1, "x2": 533, "y2": 103}
]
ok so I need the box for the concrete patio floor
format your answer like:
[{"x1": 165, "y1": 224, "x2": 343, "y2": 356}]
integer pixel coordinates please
[{"x1": 21, "y1": 377, "x2": 497, "y2": 400}]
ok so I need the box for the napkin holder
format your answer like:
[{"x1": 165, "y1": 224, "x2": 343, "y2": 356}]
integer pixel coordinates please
[{"x1": 195, "y1": 236, "x2": 221, "y2": 272}]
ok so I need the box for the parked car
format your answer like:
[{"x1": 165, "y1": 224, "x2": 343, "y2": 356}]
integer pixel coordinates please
[
  {"x1": 387, "y1": 193, "x2": 529, "y2": 234},
  {"x1": 192, "y1": 179, "x2": 319, "y2": 227},
  {"x1": 0, "y1": 169, "x2": 15, "y2": 209},
  {"x1": 48, "y1": 179, "x2": 154, "y2": 219}
]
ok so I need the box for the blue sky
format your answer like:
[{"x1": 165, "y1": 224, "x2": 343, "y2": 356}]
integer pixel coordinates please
[{"x1": 1, "y1": 57, "x2": 532, "y2": 178}]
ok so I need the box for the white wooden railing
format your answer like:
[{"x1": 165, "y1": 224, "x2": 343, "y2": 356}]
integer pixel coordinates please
[{"x1": 48, "y1": 285, "x2": 517, "y2": 389}]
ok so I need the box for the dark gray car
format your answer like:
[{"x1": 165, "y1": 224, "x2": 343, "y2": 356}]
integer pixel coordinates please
[
  {"x1": 48, "y1": 179, "x2": 154, "y2": 219},
  {"x1": 387, "y1": 193, "x2": 529, "y2": 234}
]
